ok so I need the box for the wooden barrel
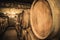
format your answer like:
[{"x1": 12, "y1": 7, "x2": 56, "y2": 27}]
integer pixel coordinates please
[
  {"x1": 30, "y1": 0, "x2": 60, "y2": 39},
  {"x1": 0, "y1": 13, "x2": 8, "y2": 35},
  {"x1": 21, "y1": 9, "x2": 30, "y2": 29},
  {"x1": 2, "y1": 27, "x2": 18, "y2": 40}
]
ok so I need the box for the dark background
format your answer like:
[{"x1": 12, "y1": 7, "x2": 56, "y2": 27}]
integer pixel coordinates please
[{"x1": 0, "y1": 0, "x2": 34, "y2": 4}]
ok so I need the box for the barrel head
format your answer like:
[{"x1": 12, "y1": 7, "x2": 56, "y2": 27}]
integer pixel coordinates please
[{"x1": 30, "y1": 0, "x2": 53, "y2": 39}]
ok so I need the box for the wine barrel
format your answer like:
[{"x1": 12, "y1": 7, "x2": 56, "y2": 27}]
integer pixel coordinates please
[
  {"x1": 0, "y1": 13, "x2": 8, "y2": 35},
  {"x1": 21, "y1": 9, "x2": 30, "y2": 29},
  {"x1": 30, "y1": 0, "x2": 60, "y2": 39},
  {"x1": 2, "y1": 27, "x2": 18, "y2": 40}
]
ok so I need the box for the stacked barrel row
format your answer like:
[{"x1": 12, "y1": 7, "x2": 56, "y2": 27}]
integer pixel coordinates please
[{"x1": 0, "y1": 0, "x2": 60, "y2": 40}]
